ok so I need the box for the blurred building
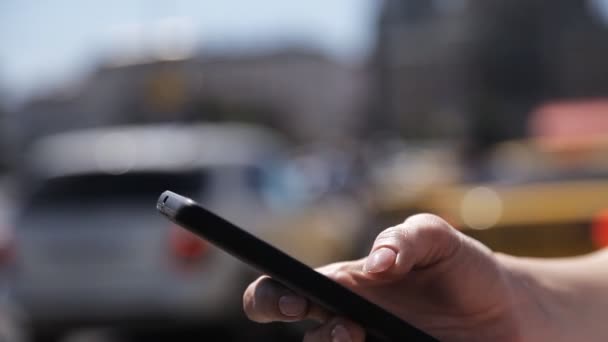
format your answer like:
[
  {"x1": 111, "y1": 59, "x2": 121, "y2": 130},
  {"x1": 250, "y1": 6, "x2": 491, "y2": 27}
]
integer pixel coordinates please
[
  {"x1": 14, "y1": 48, "x2": 365, "y2": 156},
  {"x1": 368, "y1": 0, "x2": 477, "y2": 141},
  {"x1": 370, "y1": 0, "x2": 608, "y2": 149}
]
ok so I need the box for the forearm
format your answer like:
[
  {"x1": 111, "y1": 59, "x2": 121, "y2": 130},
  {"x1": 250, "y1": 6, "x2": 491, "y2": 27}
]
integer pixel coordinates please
[{"x1": 497, "y1": 249, "x2": 608, "y2": 341}]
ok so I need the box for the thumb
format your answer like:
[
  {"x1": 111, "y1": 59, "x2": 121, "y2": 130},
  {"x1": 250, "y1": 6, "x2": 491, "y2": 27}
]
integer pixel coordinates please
[{"x1": 363, "y1": 214, "x2": 463, "y2": 279}]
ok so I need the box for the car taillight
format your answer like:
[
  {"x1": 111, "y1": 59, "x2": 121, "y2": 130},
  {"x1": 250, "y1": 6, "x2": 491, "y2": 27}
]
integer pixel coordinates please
[
  {"x1": 169, "y1": 224, "x2": 210, "y2": 263},
  {"x1": 591, "y1": 209, "x2": 608, "y2": 248}
]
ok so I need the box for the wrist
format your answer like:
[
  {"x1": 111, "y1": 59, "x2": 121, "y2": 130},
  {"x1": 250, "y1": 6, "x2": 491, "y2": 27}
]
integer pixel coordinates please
[{"x1": 495, "y1": 253, "x2": 574, "y2": 342}]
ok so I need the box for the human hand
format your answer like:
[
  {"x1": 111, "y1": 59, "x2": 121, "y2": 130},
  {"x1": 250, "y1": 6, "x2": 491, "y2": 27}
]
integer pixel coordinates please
[{"x1": 243, "y1": 214, "x2": 553, "y2": 341}]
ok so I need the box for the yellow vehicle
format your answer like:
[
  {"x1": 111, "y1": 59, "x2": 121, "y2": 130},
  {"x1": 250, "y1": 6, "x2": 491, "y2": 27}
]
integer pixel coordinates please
[{"x1": 370, "y1": 136, "x2": 608, "y2": 258}]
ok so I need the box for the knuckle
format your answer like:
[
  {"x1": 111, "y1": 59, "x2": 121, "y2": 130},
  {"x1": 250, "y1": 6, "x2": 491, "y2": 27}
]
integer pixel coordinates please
[
  {"x1": 425, "y1": 223, "x2": 452, "y2": 242},
  {"x1": 374, "y1": 225, "x2": 408, "y2": 246},
  {"x1": 406, "y1": 213, "x2": 462, "y2": 257},
  {"x1": 316, "y1": 262, "x2": 342, "y2": 274},
  {"x1": 373, "y1": 214, "x2": 455, "y2": 249},
  {"x1": 405, "y1": 213, "x2": 454, "y2": 237},
  {"x1": 404, "y1": 213, "x2": 450, "y2": 231},
  {"x1": 330, "y1": 269, "x2": 353, "y2": 286}
]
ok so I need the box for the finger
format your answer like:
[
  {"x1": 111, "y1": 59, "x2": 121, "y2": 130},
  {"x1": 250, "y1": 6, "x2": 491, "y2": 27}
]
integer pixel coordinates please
[
  {"x1": 303, "y1": 317, "x2": 365, "y2": 342},
  {"x1": 363, "y1": 213, "x2": 463, "y2": 278},
  {"x1": 243, "y1": 276, "x2": 330, "y2": 323},
  {"x1": 313, "y1": 260, "x2": 371, "y2": 289}
]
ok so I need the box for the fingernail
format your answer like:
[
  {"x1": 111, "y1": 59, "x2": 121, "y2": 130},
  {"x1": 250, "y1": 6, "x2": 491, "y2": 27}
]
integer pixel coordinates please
[
  {"x1": 278, "y1": 295, "x2": 306, "y2": 317},
  {"x1": 331, "y1": 324, "x2": 352, "y2": 342},
  {"x1": 364, "y1": 247, "x2": 396, "y2": 273}
]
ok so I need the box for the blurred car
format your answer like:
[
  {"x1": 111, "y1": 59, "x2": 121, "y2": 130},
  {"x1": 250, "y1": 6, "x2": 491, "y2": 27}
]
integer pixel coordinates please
[
  {"x1": 368, "y1": 132, "x2": 608, "y2": 258},
  {"x1": 366, "y1": 101, "x2": 608, "y2": 258},
  {"x1": 10, "y1": 123, "x2": 291, "y2": 340}
]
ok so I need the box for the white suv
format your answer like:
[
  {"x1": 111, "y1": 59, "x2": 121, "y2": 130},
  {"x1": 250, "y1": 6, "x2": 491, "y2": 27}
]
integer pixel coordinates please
[{"x1": 11, "y1": 123, "x2": 288, "y2": 341}]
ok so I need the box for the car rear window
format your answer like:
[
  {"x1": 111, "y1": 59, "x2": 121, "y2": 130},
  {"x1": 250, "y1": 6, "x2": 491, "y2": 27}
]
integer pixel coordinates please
[{"x1": 23, "y1": 171, "x2": 206, "y2": 209}]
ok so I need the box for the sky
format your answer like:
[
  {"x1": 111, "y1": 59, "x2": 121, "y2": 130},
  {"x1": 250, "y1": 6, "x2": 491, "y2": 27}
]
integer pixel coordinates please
[{"x1": 0, "y1": 0, "x2": 379, "y2": 105}]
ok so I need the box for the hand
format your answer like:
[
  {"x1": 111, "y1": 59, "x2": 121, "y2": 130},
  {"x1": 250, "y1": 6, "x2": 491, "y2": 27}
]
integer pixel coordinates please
[{"x1": 242, "y1": 214, "x2": 554, "y2": 341}]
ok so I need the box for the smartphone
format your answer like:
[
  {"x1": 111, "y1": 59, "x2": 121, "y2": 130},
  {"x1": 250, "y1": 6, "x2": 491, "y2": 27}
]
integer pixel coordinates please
[{"x1": 156, "y1": 190, "x2": 437, "y2": 342}]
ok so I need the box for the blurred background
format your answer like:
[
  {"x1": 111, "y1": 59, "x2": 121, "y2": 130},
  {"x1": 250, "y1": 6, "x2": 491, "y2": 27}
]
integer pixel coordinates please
[{"x1": 2, "y1": 0, "x2": 608, "y2": 341}]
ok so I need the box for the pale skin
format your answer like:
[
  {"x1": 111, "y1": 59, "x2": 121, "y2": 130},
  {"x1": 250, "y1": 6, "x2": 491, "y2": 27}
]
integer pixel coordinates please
[{"x1": 242, "y1": 214, "x2": 608, "y2": 341}]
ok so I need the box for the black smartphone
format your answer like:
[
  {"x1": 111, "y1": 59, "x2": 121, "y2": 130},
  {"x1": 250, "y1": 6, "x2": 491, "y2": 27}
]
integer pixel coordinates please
[{"x1": 156, "y1": 190, "x2": 437, "y2": 342}]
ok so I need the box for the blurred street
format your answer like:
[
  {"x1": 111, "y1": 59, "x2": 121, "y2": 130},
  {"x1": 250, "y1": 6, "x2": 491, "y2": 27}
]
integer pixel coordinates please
[{"x1": 3, "y1": 0, "x2": 608, "y2": 341}]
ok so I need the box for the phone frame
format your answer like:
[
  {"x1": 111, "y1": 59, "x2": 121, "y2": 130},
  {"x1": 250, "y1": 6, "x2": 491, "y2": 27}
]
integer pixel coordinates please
[{"x1": 157, "y1": 190, "x2": 437, "y2": 342}]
